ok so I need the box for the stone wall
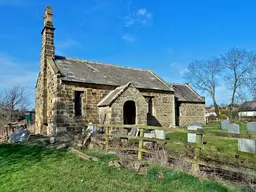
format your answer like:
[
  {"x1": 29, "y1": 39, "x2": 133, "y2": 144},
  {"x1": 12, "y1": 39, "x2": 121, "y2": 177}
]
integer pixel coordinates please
[
  {"x1": 37, "y1": 65, "x2": 176, "y2": 135},
  {"x1": 35, "y1": 73, "x2": 44, "y2": 134},
  {"x1": 45, "y1": 62, "x2": 58, "y2": 135},
  {"x1": 140, "y1": 90, "x2": 175, "y2": 128},
  {"x1": 35, "y1": 60, "x2": 58, "y2": 135},
  {"x1": 47, "y1": 80, "x2": 174, "y2": 134},
  {"x1": 179, "y1": 102, "x2": 205, "y2": 126},
  {"x1": 98, "y1": 106, "x2": 112, "y2": 124},
  {"x1": 35, "y1": 6, "x2": 55, "y2": 135},
  {"x1": 111, "y1": 85, "x2": 148, "y2": 125},
  {"x1": 53, "y1": 82, "x2": 113, "y2": 134}
]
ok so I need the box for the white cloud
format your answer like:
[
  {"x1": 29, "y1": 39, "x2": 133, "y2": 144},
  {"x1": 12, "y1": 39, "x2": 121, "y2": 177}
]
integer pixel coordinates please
[
  {"x1": 0, "y1": 53, "x2": 39, "y2": 108},
  {"x1": 122, "y1": 33, "x2": 135, "y2": 42},
  {"x1": 121, "y1": 1, "x2": 153, "y2": 41},
  {"x1": 137, "y1": 8, "x2": 152, "y2": 19},
  {"x1": 124, "y1": 7, "x2": 153, "y2": 27}
]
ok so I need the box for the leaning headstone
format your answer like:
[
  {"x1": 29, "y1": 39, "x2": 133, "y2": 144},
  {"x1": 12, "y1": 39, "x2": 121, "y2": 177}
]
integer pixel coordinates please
[
  {"x1": 221, "y1": 120, "x2": 229, "y2": 130},
  {"x1": 247, "y1": 122, "x2": 256, "y2": 133},
  {"x1": 228, "y1": 123, "x2": 240, "y2": 134},
  {"x1": 238, "y1": 139, "x2": 256, "y2": 153},
  {"x1": 128, "y1": 128, "x2": 139, "y2": 136},
  {"x1": 187, "y1": 124, "x2": 203, "y2": 143}
]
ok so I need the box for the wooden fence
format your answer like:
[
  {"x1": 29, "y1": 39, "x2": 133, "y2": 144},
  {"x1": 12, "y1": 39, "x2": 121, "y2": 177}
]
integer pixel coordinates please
[{"x1": 87, "y1": 124, "x2": 256, "y2": 177}]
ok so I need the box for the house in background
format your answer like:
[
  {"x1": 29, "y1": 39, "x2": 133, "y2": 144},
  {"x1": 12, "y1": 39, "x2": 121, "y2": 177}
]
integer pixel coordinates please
[
  {"x1": 205, "y1": 106, "x2": 217, "y2": 123},
  {"x1": 239, "y1": 101, "x2": 256, "y2": 121},
  {"x1": 35, "y1": 6, "x2": 206, "y2": 135}
]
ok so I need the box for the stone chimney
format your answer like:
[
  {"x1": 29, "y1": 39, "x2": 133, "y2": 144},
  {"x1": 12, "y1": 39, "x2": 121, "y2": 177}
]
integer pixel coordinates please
[
  {"x1": 41, "y1": 6, "x2": 55, "y2": 62},
  {"x1": 40, "y1": 6, "x2": 55, "y2": 125}
]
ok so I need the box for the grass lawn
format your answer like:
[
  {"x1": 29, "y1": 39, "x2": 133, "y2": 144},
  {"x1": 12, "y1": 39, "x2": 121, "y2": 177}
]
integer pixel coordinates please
[
  {"x1": 0, "y1": 143, "x2": 249, "y2": 192},
  {"x1": 165, "y1": 122, "x2": 256, "y2": 169}
]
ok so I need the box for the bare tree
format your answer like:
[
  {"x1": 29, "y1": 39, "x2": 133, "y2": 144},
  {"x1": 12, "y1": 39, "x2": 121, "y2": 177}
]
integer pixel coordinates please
[
  {"x1": 245, "y1": 60, "x2": 256, "y2": 100},
  {"x1": 184, "y1": 58, "x2": 222, "y2": 118},
  {"x1": 221, "y1": 48, "x2": 255, "y2": 107},
  {"x1": 0, "y1": 85, "x2": 30, "y2": 123}
]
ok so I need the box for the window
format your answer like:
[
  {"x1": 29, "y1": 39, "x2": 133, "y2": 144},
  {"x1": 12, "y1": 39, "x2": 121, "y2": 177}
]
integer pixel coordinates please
[
  {"x1": 74, "y1": 91, "x2": 83, "y2": 117},
  {"x1": 144, "y1": 96, "x2": 154, "y2": 115},
  {"x1": 148, "y1": 98, "x2": 153, "y2": 115}
]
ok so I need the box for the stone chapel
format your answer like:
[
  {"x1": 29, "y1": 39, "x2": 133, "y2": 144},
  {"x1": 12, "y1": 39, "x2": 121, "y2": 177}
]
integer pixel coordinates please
[{"x1": 35, "y1": 6, "x2": 206, "y2": 135}]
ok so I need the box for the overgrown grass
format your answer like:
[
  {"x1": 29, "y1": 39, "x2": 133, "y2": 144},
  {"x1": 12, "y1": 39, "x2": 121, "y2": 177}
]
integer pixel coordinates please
[
  {"x1": 165, "y1": 122, "x2": 256, "y2": 169},
  {"x1": 0, "y1": 143, "x2": 245, "y2": 192}
]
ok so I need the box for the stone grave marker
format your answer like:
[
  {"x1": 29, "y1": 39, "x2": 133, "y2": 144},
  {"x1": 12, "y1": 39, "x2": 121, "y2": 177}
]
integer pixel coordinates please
[
  {"x1": 187, "y1": 124, "x2": 202, "y2": 143},
  {"x1": 247, "y1": 122, "x2": 256, "y2": 133},
  {"x1": 238, "y1": 139, "x2": 256, "y2": 153},
  {"x1": 221, "y1": 120, "x2": 229, "y2": 130},
  {"x1": 238, "y1": 122, "x2": 256, "y2": 153},
  {"x1": 155, "y1": 130, "x2": 166, "y2": 140},
  {"x1": 228, "y1": 123, "x2": 240, "y2": 134}
]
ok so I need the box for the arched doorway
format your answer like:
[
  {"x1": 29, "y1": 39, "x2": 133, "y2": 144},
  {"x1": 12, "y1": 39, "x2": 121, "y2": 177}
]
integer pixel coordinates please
[{"x1": 123, "y1": 100, "x2": 136, "y2": 124}]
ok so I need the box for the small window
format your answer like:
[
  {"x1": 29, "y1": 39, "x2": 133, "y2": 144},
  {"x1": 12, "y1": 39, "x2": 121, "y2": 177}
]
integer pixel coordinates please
[
  {"x1": 148, "y1": 98, "x2": 153, "y2": 115},
  {"x1": 74, "y1": 91, "x2": 83, "y2": 117}
]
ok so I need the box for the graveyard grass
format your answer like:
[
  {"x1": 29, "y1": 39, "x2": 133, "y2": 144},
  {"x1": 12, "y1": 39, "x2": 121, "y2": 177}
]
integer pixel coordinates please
[
  {"x1": 166, "y1": 122, "x2": 256, "y2": 169},
  {"x1": 0, "y1": 143, "x2": 247, "y2": 192}
]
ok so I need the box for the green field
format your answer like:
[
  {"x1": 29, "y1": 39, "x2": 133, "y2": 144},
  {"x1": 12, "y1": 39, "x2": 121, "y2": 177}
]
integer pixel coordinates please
[
  {"x1": 165, "y1": 122, "x2": 256, "y2": 169},
  {"x1": 0, "y1": 143, "x2": 250, "y2": 192}
]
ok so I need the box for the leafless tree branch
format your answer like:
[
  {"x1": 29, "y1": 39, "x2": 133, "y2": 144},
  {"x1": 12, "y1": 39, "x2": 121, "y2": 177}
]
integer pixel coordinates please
[
  {"x1": 184, "y1": 58, "x2": 222, "y2": 118},
  {"x1": 221, "y1": 48, "x2": 255, "y2": 107},
  {"x1": 0, "y1": 85, "x2": 30, "y2": 123}
]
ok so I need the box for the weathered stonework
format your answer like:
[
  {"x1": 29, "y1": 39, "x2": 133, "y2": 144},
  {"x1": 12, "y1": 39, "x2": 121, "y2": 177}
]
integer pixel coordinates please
[
  {"x1": 35, "y1": 6, "x2": 206, "y2": 136},
  {"x1": 35, "y1": 6, "x2": 55, "y2": 135},
  {"x1": 110, "y1": 84, "x2": 148, "y2": 125},
  {"x1": 52, "y1": 83, "x2": 113, "y2": 134},
  {"x1": 140, "y1": 90, "x2": 175, "y2": 128},
  {"x1": 179, "y1": 103, "x2": 205, "y2": 126}
]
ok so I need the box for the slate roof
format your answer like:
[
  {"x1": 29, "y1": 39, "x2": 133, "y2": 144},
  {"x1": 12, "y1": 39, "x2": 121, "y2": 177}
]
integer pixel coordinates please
[
  {"x1": 239, "y1": 101, "x2": 256, "y2": 112},
  {"x1": 168, "y1": 83, "x2": 205, "y2": 103},
  {"x1": 53, "y1": 56, "x2": 172, "y2": 92},
  {"x1": 97, "y1": 82, "x2": 132, "y2": 107}
]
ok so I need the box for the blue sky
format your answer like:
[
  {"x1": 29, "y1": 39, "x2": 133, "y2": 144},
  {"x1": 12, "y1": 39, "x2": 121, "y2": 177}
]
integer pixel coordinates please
[{"x1": 1, "y1": 0, "x2": 256, "y2": 108}]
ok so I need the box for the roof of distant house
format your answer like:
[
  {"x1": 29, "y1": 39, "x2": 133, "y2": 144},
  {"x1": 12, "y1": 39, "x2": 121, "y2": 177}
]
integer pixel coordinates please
[
  {"x1": 52, "y1": 56, "x2": 172, "y2": 92},
  {"x1": 168, "y1": 83, "x2": 205, "y2": 103},
  {"x1": 239, "y1": 101, "x2": 256, "y2": 112}
]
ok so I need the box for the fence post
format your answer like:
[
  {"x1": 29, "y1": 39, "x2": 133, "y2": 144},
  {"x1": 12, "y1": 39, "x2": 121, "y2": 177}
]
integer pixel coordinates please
[
  {"x1": 105, "y1": 127, "x2": 109, "y2": 151},
  {"x1": 138, "y1": 128, "x2": 144, "y2": 161},
  {"x1": 193, "y1": 133, "x2": 203, "y2": 169}
]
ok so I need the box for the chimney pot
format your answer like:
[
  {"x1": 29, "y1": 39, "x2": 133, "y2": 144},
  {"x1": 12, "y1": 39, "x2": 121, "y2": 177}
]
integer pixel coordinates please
[{"x1": 44, "y1": 6, "x2": 53, "y2": 27}]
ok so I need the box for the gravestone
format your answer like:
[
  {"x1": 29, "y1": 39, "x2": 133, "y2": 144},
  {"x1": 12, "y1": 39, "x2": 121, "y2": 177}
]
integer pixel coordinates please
[
  {"x1": 155, "y1": 130, "x2": 166, "y2": 140},
  {"x1": 247, "y1": 122, "x2": 256, "y2": 133},
  {"x1": 228, "y1": 123, "x2": 240, "y2": 134},
  {"x1": 128, "y1": 128, "x2": 139, "y2": 136},
  {"x1": 221, "y1": 120, "x2": 229, "y2": 130},
  {"x1": 238, "y1": 122, "x2": 256, "y2": 153},
  {"x1": 238, "y1": 139, "x2": 256, "y2": 153},
  {"x1": 187, "y1": 124, "x2": 203, "y2": 143},
  {"x1": 144, "y1": 132, "x2": 155, "y2": 138}
]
